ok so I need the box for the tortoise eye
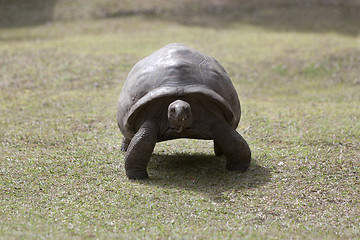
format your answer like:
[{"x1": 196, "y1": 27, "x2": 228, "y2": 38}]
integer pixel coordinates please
[{"x1": 171, "y1": 108, "x2": 176, "y2": 113}]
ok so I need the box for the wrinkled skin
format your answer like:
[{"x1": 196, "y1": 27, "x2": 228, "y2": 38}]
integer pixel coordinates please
[{"x1": 121, "y1": 96, "x2": 251, "y2": 180}]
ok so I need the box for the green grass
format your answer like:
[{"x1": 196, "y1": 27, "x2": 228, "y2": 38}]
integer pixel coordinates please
[{"x1": 1, "y1": 4, "x2": 360, "y2": 239}]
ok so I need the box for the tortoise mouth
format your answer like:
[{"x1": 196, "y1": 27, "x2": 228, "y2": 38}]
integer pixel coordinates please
[{"x1": 168, "y1": 115, "x2": 189, "y2": 121}]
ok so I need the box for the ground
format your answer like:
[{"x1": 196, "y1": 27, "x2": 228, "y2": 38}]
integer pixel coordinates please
[{"x1": 0, "y1": 1, "x2": 359, "y2": 239}]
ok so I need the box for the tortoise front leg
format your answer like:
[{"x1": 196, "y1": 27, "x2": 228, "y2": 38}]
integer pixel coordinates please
[
  {"x1": 124, "y1": 120, "x2": 159, "y2": 180},
  {"x1": 212, "y1": 121, "x2": 251, "y2": 172}
]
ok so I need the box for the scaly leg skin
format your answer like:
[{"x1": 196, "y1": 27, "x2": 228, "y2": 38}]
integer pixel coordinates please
[
  {"x1": 213, "y1": 140, "x2": 223, "y2": 156},
  {"x1": 124, "y1": 120, "x2": 159, "y2": 180},
  {"x1": 120, "y1": 137, "x2": 131, "y2": 152},
  {"x1": 212, "y1": 121, "x2": 251, "y2": 172}
]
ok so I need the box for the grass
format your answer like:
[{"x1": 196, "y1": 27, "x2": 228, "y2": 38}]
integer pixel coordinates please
[{"x1": 0, "y1": 3, "x2": 360, "y2": 239}]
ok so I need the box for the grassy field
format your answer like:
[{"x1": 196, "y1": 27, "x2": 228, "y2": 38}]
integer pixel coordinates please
[{"x1": 1, "y1": 2, "x2": 360, "y2": 239}]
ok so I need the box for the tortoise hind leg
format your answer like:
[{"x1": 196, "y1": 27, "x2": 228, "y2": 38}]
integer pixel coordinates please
[
  {"x1": 124, "y1": 120, "x2": 159, "y2": 180},
  {"x1": 213, "y1": 140, "x2": 223, "y2": 156},
  {"x1": 121, "y1": 137, "x2": 131, "y2": 152},
  {"x1": 212, "y1": 121, "x2": 251, "y2": 172}
]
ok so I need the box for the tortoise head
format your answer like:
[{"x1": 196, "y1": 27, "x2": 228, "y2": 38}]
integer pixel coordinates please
[{"x1": 168, "y1": 100, "x2": 193, "y2": 133}]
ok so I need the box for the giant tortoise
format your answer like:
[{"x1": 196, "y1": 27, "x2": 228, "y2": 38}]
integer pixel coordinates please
[{"x1": 117, "y1": 43, "x2": 251, "y2": 179}]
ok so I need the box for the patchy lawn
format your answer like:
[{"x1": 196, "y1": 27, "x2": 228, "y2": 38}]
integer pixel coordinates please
[{"x1": 0, "y1": 3, "x2": 359, "y2": 239}]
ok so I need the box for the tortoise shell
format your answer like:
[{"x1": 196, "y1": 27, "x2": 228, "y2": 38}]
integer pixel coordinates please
[{"x1": 117, "y1": 43, "x2": 241, "y2": 138}]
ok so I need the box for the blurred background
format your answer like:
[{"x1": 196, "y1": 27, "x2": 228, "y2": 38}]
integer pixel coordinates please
[{"x1": 1, "y1": 0, "x2": 359, "y2": 34}]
